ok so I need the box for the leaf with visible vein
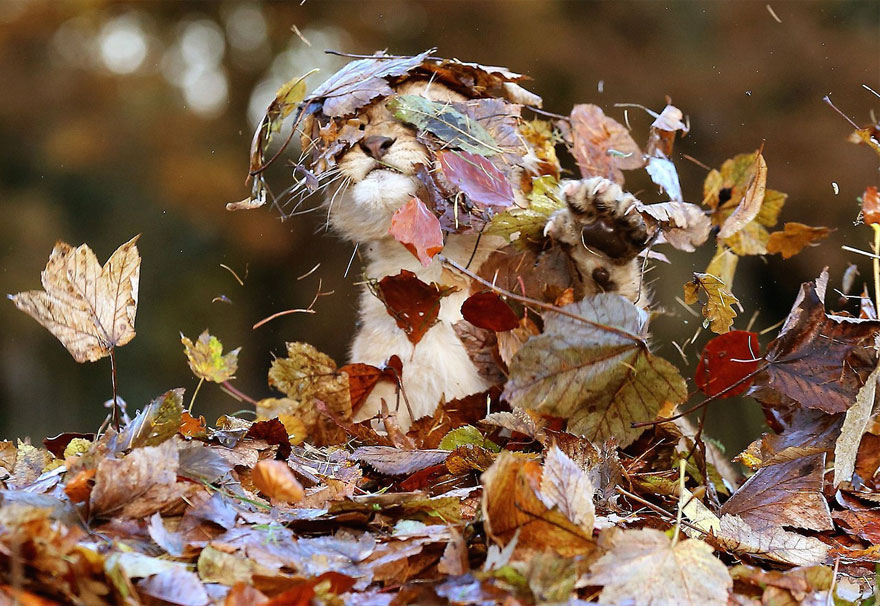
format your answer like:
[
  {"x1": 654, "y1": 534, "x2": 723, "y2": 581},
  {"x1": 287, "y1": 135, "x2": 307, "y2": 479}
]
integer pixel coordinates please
[{"x1": 684, "y1": 272, "x2": 739, "y2": 334}]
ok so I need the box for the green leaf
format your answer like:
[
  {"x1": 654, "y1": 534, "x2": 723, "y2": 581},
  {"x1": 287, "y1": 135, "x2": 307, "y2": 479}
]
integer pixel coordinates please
[
  {"x1": 503, "y1": 295, "x2": 686, "y2": 447},
  {"x1": 486, "y1": 175, "x2": 565, "y2": 248},
  {"x1": 439, "y1": 425, "x2": 500, "y2": 452},
  {"x1": 388, "y1": 94, "x2": 503, "y2": 156}
]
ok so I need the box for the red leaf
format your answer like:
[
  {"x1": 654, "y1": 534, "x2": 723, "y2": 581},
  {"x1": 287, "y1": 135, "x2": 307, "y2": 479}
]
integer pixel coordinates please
[
  {"x1": 339, "y1": 361, "x2": 399, "y2": 415},
  {"x1": 461, "y1": 291, "x2": 519, "y2": 332},
  {"x1": 389, "y1": 197, "x2": 444, "y2": 266},
  {"x1": 376, "y1": 270, "x2": 456, "y2": 344},
  {"x1": 438, "y1": 150, "x2": 514, "y2": 209},
  {"x1": 862, "y1": 186, "x2": 880, "y2": 225},
  {"x1": 695, "y1": 331, "x2": 760, "y2": 397},
  {"x1": 246, "y1": 418, "x2": 292, "y2": 460}
]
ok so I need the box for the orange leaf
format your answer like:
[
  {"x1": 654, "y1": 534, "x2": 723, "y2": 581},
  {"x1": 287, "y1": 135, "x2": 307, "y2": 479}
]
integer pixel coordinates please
[
  {"x1": 252, "y1": 460, "x2": 304, "y2": 504},
  {"x1": 862, "y1": 186, "x2": 880, "y2": 225},
  {"x1": 569, "y1": 104, "x2": 644, "y2": 184},
  {"x1": 388, "y1": 197, "x2": 444, "y2": 266},
  {"x1": 766, "y1": 222, "x2": 832, "y2": 259},
  {"x1": 178, "y1": 411, "x2": 207, "y2": 438},
  {"x1": 64, "y1": 468, "x2": 96, "y2": 504}
]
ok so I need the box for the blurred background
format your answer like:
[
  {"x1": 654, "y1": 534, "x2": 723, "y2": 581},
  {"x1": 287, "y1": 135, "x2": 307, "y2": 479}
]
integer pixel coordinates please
[{"x1": 0, "y1": 0, "x2": 877, "y2": 456}]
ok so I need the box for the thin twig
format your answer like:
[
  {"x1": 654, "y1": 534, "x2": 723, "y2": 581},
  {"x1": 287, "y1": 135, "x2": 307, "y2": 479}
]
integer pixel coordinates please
[{"x1": 109, "y1": 348, "x2": 120, "y2": 432}]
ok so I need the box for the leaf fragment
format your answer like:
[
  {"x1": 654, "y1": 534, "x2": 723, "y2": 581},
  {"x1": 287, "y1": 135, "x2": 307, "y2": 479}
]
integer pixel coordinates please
[
  {"x1": 861, "y1": 185, "x2": 880, "y2": 225},
  {"x1": 9, "y1": 235, "x2": 140, "y2": 363}
]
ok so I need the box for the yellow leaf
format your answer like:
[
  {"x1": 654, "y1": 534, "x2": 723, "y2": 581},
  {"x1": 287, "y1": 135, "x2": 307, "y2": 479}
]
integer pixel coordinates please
[
  {"x1": 718, "y1": 152, "x2": 767, "y2": 239},
  {"x1": 684, "y1": 273, "x2": 740, "y2": 334},
  {"x1": 9, "y1": 236, "x2": 140, "y2": 363},
  {"x1": 180, "y1": 330, "x2": 240, "y2": 383},
  {"x1": 766, "y1": 222, "x2": 832, "y2": 259}
]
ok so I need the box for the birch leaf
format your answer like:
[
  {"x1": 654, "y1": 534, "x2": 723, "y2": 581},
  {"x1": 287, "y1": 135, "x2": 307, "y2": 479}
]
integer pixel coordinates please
[
  {"x1": 503, "y1": 295, "x2": 686, "y2": 447},
  {"x1": 834, "y1": 361, "x2": 880, "y2": 487},
  {"x1": 9, "y1": 235, "x2": 140, "y2": 363}
]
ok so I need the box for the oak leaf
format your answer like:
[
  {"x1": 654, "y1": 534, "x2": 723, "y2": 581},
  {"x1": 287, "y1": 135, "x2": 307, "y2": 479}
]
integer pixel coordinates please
[
  {"x1": 683, "y1": 272, "x2": 739, "y2": 334},
  {"x1": 180, "y1": 330, "x2": 240, "y2": 383},
  {"x1": 504, "y1": 295, "x2": 686, "y2": 447},
  {"x1": 766, "y1": 222, "x2": 831, "y2": 259},
  {"x1": 568, "y1": 104, "x2": 644, "y2": 184},
  {"x1": 584, "y1": 528, "x2": 731, "y2": 606},
  {"x1": 388, "y1": 197, "x2": 444, "y2": 267},
  {"x1": 251, "y1": 459, "x2": 304, "y2": 504},
  {"x1": 9, "y1": 235, "x2": 140, "y2": 363}
]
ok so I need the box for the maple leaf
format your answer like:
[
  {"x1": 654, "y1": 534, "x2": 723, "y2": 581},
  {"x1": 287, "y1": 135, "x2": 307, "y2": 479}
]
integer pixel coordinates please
[
  {"x1": 388, "y1": 197, "x2": 444, "y2": 267},
  {"x1": 438, "y1": 150, "x2": 514, "y2": 210},
  {"x1": 584, "y1": 528, "x2": 731, "y2": 606},
  {"x1": 9, "y1": 235, "x2": 140, "y2": 363},
  {"x1": 766, "y1": 222, "x2": 832, "y2": 259},
  {"x1": 720, "y1": 454, "x2": 833, "y2": 533},
  {"x1": 181, "y1": 330, "x2": 240, "y2": 383},
  {"x1": 251, "y1": 459, "x2": 304, "y2": 504},
  {"x1": 568, "y1": 104, "x2": 645, "y2": 184},
  {"x1": 762, "y1": 269, "x2": 880, "y2": 413},
  {"x1": 694, "y1": 331, "x2": 760, "y2": 397},
  {"x1": 460, "y1": 291, "x2": 519, "y2": 332},
  {"x1": 388, "y1": 94, "x2": 503, "y2": 156},
  {"x1": 374, "y1": 270, "x2": 456, "y2": 344},
  {"x1": 504, "y1": 295, "x2": 687, "y2": 447},
  {"x1": 833, "y1": 361, "x2": 880, "y2": 487},
  {"x1": 683, "y1": 272, "x2": 740, "y2": 334}
]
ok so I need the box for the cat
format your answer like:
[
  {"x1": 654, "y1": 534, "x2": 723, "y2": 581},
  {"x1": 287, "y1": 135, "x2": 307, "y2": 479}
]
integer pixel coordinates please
[{"x1": 323, "y1": 79, "x2": 650, "y2": 428}]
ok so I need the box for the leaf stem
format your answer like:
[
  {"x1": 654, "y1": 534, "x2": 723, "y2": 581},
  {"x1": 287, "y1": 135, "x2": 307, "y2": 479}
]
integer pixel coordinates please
[
  {"x1": 109, "y1": 348, "x2": 119, "y2": 432},
  {"x1": 188, "y1": 377, "x2": 204, "y2": 413},
  {"x1": 221, "y1": 381, "x2": 258, "y2": 405},
  {"x1": 671, "y1": 458, "x2": 686, "y2": 548}
]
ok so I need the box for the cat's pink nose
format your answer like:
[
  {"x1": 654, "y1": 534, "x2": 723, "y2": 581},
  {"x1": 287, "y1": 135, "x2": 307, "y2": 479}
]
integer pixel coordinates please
[{"x1": 360, "y1": 135, "x2": 395, "y2": 160}]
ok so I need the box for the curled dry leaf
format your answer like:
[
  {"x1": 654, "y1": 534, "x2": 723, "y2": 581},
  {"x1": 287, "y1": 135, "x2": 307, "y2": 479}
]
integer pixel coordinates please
[
  {"x1": 504, "y1": 295, "x2": 686, "y2": 447},
  {"x1": 251, "y1": 459, "x2": 304, "y2": 504},
  {"x1": 180, "y1": 330, "x2": 240, "y2": 383},
  {"x1": 9, "y1": 235, "x2": 140, "y2": 363},
  {"x1": 694, "y1": 331, "x2": 760, "y2": 397},
  {"x1": 683, "y1": 272, "x2": 740, "y2": 334},
  {"x1": 388, "y1": 197, "x2": 444, "y2": 267},
  {"x1": 634, "y1": 200, "x2": 711, "y2": 252},
  {"x1": 568, "y1": 104, "x2": 644, "y2": 184},
  {"x1": 833, "y1": 361, "x2": 880, "y2": 487},
  {"x1": 584, "y1": 528, "x2": 731, "y2": 606},
  {"x1": 766, "y1": 222, "x2": 832, "y2": 259},
  {"x1": 718, "y1": 151, "x2": 767, "y2": 239},
  {"x1": 375, "y1": 270, "x2": 456, "y2": 344}
]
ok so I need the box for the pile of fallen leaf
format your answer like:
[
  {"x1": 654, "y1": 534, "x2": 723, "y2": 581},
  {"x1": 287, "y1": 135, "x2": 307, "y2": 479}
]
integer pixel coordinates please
[{"x1": 3, "y1": 51, "x2": 880, "y2": 605}]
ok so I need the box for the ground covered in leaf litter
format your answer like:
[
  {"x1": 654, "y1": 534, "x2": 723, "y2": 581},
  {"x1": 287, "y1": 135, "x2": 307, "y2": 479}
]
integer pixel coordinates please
[{"x1": 4, "y1": 51, "x2": 880, "y2": 605}]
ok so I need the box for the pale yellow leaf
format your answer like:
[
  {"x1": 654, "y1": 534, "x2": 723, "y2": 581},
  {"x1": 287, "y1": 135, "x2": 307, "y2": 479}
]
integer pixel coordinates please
[
  {"x1": 539, "y1": 445, "x2": 595, "y2": 533},
  {"x1": 834, "y1": 361, "x2": 880, "y2": 487},
  {"x1": 683, "y1": 273, "x2": 739, "y2": 334},
  {"x1": 10, "y1": 236, "x2": 140, "y2": 363}
]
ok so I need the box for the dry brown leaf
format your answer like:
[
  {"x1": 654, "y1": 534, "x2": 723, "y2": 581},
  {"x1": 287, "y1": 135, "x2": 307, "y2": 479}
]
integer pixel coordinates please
[
  {"x1": 766, "y1": 222, "x2": 832, "y2": 259},
  {"x1": 834, "y1": 361, "x2": 880, "y2": 487},
  {"x1": 717, "y1": 514, "x2": 829, "y2": 566},
  {"x1": 351, "y1": 446, "x2": 449, "y2": 476},
  {"x1": 683, "y1": 272, "x2": 739, "y2": 334},
  {"x1": 718, "y1": 151, "x2": 766, "y2": 239},
  {"x1": 538, "y1": 445, "x2": 595, "y2": 533},
  {"x1": 251, "y1": 459, "x2": 304, "y2": 504},
  {"x1": 635, "y1": 200, "x2": 711, "y2": 252},
  {"x1": 10, "y1": 235, "x2": 140, "y2": 363},
  {"x1": 568, "y1": 104, "x2": 644, "y2": 184},
  {"x1": 584, "y1": 528, "x2": 731, "y2": 606}
]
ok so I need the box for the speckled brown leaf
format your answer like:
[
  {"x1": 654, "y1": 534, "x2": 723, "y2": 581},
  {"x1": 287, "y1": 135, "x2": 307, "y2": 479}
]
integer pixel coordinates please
[
  {"x1": 504, "y1": 295, "x2": 686, "y2": 447},
  {"x1": 584, "y1": 528, "x2": 731, "y2": 606},
  {"x1": 9, "y1": 235, "x2": 140, "y2": 363},
  {"x1": 568, "y1": 104, "x2": 644, "y2": 184},
  {"x1": 720, "y1": 454, "x2": 833, "y2": 532}
]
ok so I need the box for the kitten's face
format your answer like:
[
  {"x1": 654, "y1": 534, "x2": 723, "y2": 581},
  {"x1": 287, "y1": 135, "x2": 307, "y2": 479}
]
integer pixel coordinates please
[{"x1": 326, "y1": 81, "x2": 467, "y2": 242}]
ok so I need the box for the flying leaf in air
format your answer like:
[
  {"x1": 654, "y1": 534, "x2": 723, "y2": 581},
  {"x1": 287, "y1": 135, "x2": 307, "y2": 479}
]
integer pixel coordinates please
[
  {"x1": 861, "y1": 185, "x2": 880, "y2": 225},
  {"x1": 388, "y1": 94, "x2": 502, "y2": 156},
  {"x1": 504, "y1": 294, "x2": 687, "y2": 447},
  {"x1": 9, "y1": 235, "x2": 140, "y2": 363},
  {"x1": 684, "y1": 273, "x2": 740, "y2": 334},
  {"x1": 848, "y1": 124, "x2": 880, "y2": 158},
  {"x1": 568, "y1": 104, "x2": 645, "y2": 184},
  {"x1": 438, "y1": 150, "x2": 514, "y2": 210},
  {"x1": 460, "y1": 291, "x2": 519, "y2": 332},
  {"x1": 375, "y1": 270, "x2": 456, "y2": 344},
  {"x1": 766, "y1": 222, "x2": 831, "y2": 259},
  {"x1": 584, "y1": 528, "x2": 731, "y2": 606},
  {"x1": 719, "y1": 454, "x2": 833, "y2": 533},
  {"x1": 251, "y1": 459, "x2": 304, "y2": 504},
  {"x1": 486, "y1": 175, "x2": 565, "y2": 248},
  {"x1": 718, "y1": 151, "x2": 766, "y2": 239},
  {"x1": 762, "y1": 269, "x2": 880, "y2": 413},
  {"x1": 180, "y1": 330, "x2": 240, "y2": 383},
  {"x1": 388, "y1": 197, "x2": 444, "y2": 267},
  {"x1": 695, "y1": 331, "x2": 760, "y2": 397},
  {"x1": 833, "y1": 361, "x2": 880, "y2": 487},
  {"x1": 633, "y1": 200, "x2": 711, "y2": 252}
]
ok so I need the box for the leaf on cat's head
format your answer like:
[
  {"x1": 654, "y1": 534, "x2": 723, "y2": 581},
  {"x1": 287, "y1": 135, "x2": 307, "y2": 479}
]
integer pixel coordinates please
[
  {"x1": 388, "y1": 95, "x2": 503, "y2": 156},
  {"x1": 503, "y1": 295, "x2": 686, "y2": 447},
  {"x1": 388, "y1": 197, "x2": 444, "y2": 267},
  {"x1": 181, "y1": 330, "x2": 240, "y2": 383},
  {"x1": 683, "y1": 272, "x2": 740, "y2": 334},
  {"x1": 9, "y1": 235, "x2": 140, "y2": 363},
  {"x1": 766, "y1": 222, "x2": 831, "y2": 259},
  {"x1": 375, "y1": 270, "x2": 457, "y2": 345},
  {"x1": 485, "y1": 175, "x2": 565, "y2": 249},
  {"x1": 438, "y1": 150, "x2": 514, "y2": 210},
  {"x1": 567, "y1": 104, "x2": 644, "y2": 185}
]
